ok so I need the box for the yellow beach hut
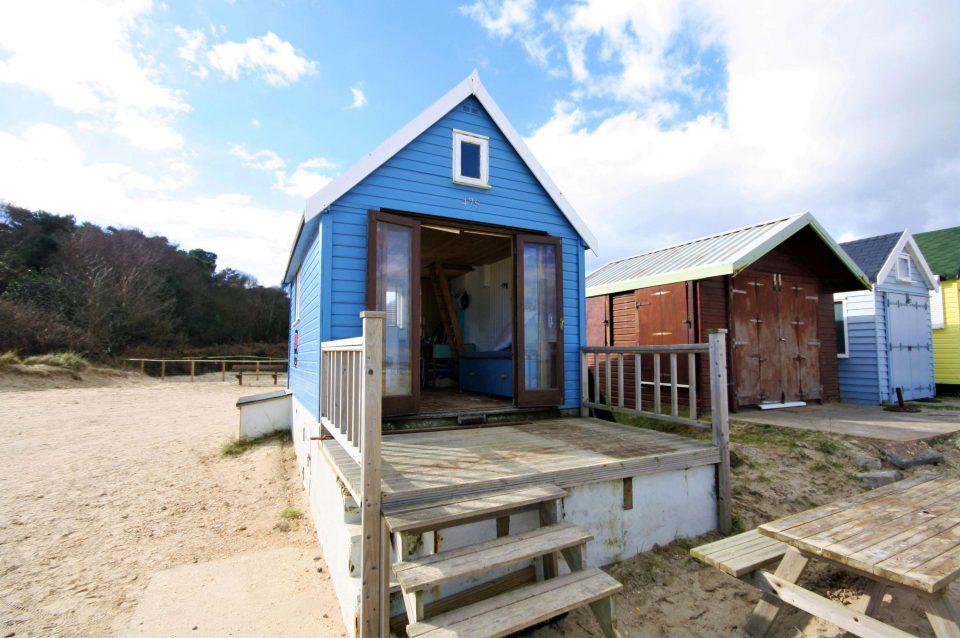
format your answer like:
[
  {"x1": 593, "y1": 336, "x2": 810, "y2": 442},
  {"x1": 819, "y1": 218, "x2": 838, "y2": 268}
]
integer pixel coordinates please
[{"x1": 916, "y1": 226, "x2": 960, "y2": 388}]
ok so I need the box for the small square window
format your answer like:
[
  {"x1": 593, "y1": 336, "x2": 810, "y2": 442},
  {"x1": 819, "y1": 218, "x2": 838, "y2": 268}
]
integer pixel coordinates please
[
  {"x1": 452, "y1": 130, "x2": 489, "y2": 188},
  {"x1": 896, "y1": 254, "x2": 911, "y2": 282}
]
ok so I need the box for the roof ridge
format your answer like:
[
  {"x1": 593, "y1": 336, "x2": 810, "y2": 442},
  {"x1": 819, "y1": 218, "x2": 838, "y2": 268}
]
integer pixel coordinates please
[
  {"x1": 592, "y1": 212, "x2": 802, "y2": 272},
  {"x1": 839, "y1": 230, "x2": 903, "y2": 247}
]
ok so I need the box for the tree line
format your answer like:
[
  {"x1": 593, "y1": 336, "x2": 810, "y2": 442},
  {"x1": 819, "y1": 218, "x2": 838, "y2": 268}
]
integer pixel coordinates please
[{"x1": 0, "y1": 205, "x2": 289, "y2": 359}]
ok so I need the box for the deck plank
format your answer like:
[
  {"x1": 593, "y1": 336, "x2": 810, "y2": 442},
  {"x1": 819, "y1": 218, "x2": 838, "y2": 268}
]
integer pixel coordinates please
[{"x1": 325, "y1": 417, "x2": 719, "y2": 508}]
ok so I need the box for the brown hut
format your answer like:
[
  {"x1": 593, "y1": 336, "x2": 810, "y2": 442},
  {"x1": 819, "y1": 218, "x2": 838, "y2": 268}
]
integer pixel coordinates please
[{"x1": 586, "y1": 213, "x2": 871, "y2": 412}]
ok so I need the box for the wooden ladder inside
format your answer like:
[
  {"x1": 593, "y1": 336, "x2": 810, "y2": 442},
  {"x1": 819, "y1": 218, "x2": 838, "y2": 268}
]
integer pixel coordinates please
[
  {"x1": 428, "y1": 263, "x2": 463, "y2": 359},
  {"x1": 385, "y1": 484, "x2": 623, "y2": 638}
]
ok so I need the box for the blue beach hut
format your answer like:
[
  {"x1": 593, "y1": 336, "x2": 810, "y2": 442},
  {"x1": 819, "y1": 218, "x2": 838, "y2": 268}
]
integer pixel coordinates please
[
  {"x1": 835, "y1": 230, "x2": 939, "y2": 403},
  {"x1": 282, "y1": 71, "x2": 596, "y2": 420}
]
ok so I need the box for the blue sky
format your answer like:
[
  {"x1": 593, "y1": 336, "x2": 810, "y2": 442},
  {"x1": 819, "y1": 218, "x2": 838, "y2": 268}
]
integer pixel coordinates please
[{"x1": 2, "y1": 1, "x2": 959, "y2": 284}]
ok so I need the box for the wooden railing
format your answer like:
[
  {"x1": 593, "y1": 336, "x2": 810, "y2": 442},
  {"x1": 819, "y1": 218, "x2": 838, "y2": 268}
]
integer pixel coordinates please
[
  {"x1": 580, "y1": 329, "x2": 732, "y2": 533},
  {"x1": 319, "y1": 311, "x2": 387, "y2": 636},
  {"x1": 123, "y1": 357, "x2": 287, "y2": 381}
]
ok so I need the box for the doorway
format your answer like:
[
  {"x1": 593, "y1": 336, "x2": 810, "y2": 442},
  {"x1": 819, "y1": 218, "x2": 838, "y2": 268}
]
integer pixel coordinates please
[{"x1": 366, "y1": 211, "x2": 564, "y2": 416}]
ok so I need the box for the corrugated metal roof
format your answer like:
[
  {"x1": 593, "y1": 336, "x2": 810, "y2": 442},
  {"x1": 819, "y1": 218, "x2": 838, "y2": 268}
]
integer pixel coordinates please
[{"x1": 586, "y1": 212, "x2": 871, "y2": 296}]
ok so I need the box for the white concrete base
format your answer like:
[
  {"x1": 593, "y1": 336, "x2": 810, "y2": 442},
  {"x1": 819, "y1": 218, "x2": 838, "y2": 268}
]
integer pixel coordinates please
[
  {"x1": 290, "y1": 395, "x2": 719, "y2": 638},
  {"x1": 236, "y1": 390, "x2": 291, "y2": 440}
]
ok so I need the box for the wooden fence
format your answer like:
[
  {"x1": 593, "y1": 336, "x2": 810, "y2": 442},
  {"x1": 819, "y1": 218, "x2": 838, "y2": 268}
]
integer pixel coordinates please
[
  {"x1": 580, "y1": 329, "x2": 732, "y2": 534},
  {"x1": 319, "y1": 311, "x2": 387, "y2": 636},
  {"x1": 123, "y1": 358, "x2": 287, "y2": 381}
]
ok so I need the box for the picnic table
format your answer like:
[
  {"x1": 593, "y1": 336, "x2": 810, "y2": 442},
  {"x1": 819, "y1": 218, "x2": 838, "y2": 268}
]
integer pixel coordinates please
[{"x1": 695, "y1": 475, "x2": 960, "y2": 637}]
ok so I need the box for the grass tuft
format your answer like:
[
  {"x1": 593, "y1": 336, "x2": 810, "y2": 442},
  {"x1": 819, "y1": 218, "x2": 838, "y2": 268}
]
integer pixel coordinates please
[
  {"x1": 279, "y1": 507, "x2": 303, "y2": 520},
  {"x1": 0, "y1": 351, "x2": 22, "y2": 366},
  {"x1": 21, "y1": 352, "x2": 91, "y2": 371},
  {"x1": 220, "y1": 430, "x2": 290, "y2": 457}
]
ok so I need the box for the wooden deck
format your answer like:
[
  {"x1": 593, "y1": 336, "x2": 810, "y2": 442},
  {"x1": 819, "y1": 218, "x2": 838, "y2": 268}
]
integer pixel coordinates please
[{"x1": 322, "y1": 417, "x2": 720, "y2": 509}]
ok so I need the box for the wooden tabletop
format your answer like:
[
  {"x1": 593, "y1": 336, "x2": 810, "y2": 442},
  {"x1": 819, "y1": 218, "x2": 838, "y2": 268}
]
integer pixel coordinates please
[{"x1": 759, "y1": 475, "x2": 960, "y2": 594}]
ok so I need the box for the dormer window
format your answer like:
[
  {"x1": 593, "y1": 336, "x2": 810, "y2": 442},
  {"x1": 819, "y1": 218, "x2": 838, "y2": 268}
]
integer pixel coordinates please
[
  {"x1": 896, "y1": 254, "x2": 911, "y2": 282},
  {"x1": 453, "y1": 130, "x2": 489, "y2": 188}
]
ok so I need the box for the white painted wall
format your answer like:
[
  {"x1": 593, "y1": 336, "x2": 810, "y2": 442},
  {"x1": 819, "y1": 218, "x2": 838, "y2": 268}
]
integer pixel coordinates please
[
  {"x1": 451, "y1": 256, "x2": 513, "y2": 351},
  {"x1": 237, "y1": 391, "x2": 292, "y2": 439}
]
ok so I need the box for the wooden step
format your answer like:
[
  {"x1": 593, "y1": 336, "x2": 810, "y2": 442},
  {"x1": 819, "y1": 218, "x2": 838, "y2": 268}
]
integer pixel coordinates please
[
  {"x1": 384, "y1": 484, "x2": 567, "y2": 534},
  {"x1": 406, "y1": 567, "x2": 622, "y2": 638},
  {"x1": 395, "y1": 522, "x2": 591, "y2": 594}
]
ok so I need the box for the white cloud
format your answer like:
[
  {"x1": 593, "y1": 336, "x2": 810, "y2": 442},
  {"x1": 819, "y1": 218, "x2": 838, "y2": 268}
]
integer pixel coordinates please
[
  {"x1": 461, "y1": 0, "x2": 558, "y2": 69},
  {"x1": 0, "y1": 124, "x2": 298, "y2": 284},
  {"x1": 251, "y1": 119, "x2": 261, "y2": 128},
  {"x1": 206, "y1": 32, "x2": 317, "y2": 86},
  {"x1": 230, "y1": 145, "x2": 338, "y2": 200},
  {"x1": 273, "y1": 157, "x2": 338, "y2": 199},
  {"x1": 349, "y1": 86, "x2": 367, "y2": 109},
  {"x1": 174, "y1": 26, "x2": 209, "y2": 78},
  {"x1": 460, "y1": 0, "x2": 535, "y2": 37},
  {"x1": 230, "y1": 144, "x2": 286, "y2": 171},
  {"x1": 517, "y1": 0, "x2": 960, "y2": 271},
  {"x1": 0, "y1": 0, "x2": 188, "y2": 150}
]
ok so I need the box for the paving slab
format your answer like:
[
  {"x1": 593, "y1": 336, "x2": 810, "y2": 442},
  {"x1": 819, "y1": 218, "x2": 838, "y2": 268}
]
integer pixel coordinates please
[
  {"x1": 732, "y1": 402, "x2": 960, "y2": 442},
  {"x1": 124, "y1": 547, "x2": 346, "y2": 637}
]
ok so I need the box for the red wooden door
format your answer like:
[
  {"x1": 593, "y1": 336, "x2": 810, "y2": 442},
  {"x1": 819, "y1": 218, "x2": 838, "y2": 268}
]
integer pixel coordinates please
[
  {"x1": 731, "y1": 276, "x2": 763, "y2": 406},
  {"x1": 791, "y1": 277, "x2": 822, "y2": 400},
  {"x1": 754, "y1": 274, "x2": 782, "y2": 403}
]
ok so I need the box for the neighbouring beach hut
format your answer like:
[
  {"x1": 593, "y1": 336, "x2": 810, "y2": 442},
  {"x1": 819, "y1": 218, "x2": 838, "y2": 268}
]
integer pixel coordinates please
[
  {"x1": 278, "y1": 72, "x2": 733, "y2": 638},
  {"x1": 585, "y1": 213, "x2": 871, "y2": 411},
  {"x1": 834, "y1": 231, "x2": 938, "y2": 404},
  {"x1": 916, "y1": 225, "x2": 960, "y2": 389}
]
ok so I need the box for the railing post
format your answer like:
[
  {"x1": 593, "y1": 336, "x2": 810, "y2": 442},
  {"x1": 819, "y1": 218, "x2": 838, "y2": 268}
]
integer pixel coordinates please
[
  {"x1": 359, "y1": 310, "x2": 385, "y2": 637},
  {"x1": 140, "y1": 360, "x2": 145, "y2": 376},
  {"x1": 708, "y1": 329, "x2": 732, "y2": 534},
  {"x1": 580, "y1": 351, "x2": 589, "y2": 417},
  {"x1": 190, "y1": 360, "x2": 195, "y2": 382},
  {"x1": 221, "y1": 360, "x2": 226, "y2": 382}
]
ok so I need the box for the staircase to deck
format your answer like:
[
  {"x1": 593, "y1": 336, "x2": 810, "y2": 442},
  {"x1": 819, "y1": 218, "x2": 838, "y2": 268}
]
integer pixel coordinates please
[{"x1": 384, "y1": 484, "x2": 623, "y2": 638}]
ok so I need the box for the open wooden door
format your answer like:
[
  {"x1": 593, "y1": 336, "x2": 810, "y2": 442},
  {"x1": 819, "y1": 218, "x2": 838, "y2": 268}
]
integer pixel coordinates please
[
  {"x1": 515, "y1": 234, "x2": 564, "y2": 407},
  {"x1": 366, "y1": 211, "x2": 421, "y2": 416}
]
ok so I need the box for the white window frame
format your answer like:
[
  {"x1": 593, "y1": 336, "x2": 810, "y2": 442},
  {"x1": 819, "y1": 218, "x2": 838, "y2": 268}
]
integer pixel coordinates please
[
  {"x1": 452, "y1": 129, "x2": 490, "y2": 188},
  {"x1": 294, "y1": 267, "x2": 301, "y2": 323},
  {"x1": 834, "y1": 298, "x2": 849, "y2": 359},
  {"x1": 896, "y1": 254, "x2": 912, "y2": 282},
  {"x1": 931, "y1": 275, "x2": 945, "y2": 330}
]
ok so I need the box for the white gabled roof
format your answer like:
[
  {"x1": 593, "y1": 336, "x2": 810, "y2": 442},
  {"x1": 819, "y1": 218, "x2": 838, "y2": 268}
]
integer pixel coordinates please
[
  {"x1": 586, "y1": 212, "x2": 872, "y2": 297},
  {"x1": 303, "y1": 71, "x2": 597, "y2": 250},
  {"x1": 875, "y1": 231, "x2": 939, "y2": 291}
]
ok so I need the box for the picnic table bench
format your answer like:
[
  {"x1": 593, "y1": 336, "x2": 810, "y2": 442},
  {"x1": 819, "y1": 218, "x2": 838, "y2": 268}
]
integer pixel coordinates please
[
  {"x1": 692, "y1": 475, "x2": 960, "y2": 638},
  {"x1": 233, "y1": 364, "x2": 285, "y2": 386}
]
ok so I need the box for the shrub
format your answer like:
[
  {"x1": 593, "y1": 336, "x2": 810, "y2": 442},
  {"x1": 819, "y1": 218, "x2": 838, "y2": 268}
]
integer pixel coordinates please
[
  {"x1": 279, "y1": 507, "x2": 303, "y2": 520},
  {"x1": 0, "y1": 351, "x2": 22, "y2": 366},
  {"x1": 22, "y1": 352, "x2": 91, "y2": 371}
]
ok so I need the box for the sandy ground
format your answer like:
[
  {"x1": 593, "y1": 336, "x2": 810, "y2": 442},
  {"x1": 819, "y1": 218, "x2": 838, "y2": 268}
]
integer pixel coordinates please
[
  {"x1": 0, "y1": 373, "x2": 342, "y2": 637},
  {"x1": 3, "y1": 367, "x2": 960, "y2": 637}
]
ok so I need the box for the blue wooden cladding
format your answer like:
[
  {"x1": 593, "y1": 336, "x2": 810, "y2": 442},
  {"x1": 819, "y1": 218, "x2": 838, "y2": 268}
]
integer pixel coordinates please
[
  {"x1": 836, "y1": 232, "x2": 937, "y2": 404},
  {"x1": 284, "y1": 76, "x2": 592, "y2": 419}
]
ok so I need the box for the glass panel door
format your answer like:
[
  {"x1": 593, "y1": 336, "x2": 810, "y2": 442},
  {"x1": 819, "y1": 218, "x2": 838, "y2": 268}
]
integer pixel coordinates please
[
  {"x1": 516, "y1": 234, "x2": 563, "y2": 407},
  {"x1": 367, "y1": 212, "x2": 420, "y2": 416}
]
